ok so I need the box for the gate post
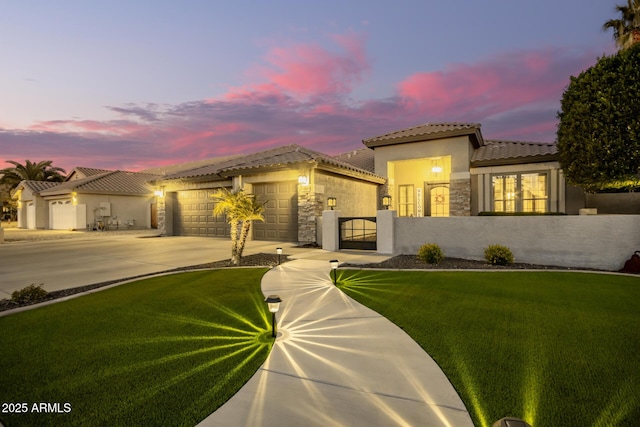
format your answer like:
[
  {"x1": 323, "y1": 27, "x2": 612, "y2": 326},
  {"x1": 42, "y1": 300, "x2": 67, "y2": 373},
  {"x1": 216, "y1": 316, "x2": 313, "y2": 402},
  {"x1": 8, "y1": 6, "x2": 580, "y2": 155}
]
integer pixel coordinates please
[
  {"x1": 322, "y1": 209, "x2": 340, "y2": 252},
  {"x1": 376, "y1": 209, "x2": 396, "y2": 254}
]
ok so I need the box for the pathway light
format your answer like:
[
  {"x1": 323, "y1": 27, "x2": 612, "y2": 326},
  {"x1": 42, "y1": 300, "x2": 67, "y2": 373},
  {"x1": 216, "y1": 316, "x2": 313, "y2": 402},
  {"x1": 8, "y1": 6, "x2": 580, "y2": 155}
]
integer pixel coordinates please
[
  {"x1": 329, "y1": 259, "x2": 339, "y2": 285},
  {"x1": 265, "y1": 295, "x2": 282, "y2": 338}
]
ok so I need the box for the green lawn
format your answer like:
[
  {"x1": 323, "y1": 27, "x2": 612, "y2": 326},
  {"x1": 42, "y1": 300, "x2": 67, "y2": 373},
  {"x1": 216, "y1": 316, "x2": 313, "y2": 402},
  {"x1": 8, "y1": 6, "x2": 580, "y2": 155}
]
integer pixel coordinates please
[
  {"x1": 0, "y1": 269, "x2": 272, "y2": 427},
  {"x1": 338, "y1": 270, "x2": 640, "y2": 427}
]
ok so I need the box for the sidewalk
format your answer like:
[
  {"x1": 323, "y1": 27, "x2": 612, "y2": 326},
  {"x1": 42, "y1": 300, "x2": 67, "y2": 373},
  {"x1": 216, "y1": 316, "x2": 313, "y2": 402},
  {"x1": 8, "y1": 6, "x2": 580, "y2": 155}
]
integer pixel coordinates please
[{"x1": 198, "y1": 252, "x2": 473, "y2": 426}]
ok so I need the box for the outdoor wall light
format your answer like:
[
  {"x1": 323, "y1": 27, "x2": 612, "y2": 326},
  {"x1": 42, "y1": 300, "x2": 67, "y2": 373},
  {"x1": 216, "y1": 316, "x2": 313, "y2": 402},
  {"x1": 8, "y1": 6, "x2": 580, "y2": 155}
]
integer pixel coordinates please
[
  {"x1": 327, "y1": 197, "x2": 337, "y2": 210},
  {"x1": 492, "y1": 417, "x2": 532, "y2": 427},
  {"x1": 382, "y1": 194, "x2": 392, "y2": 210},
  {"x1": 431, "y1": 165, "x2": 443, "y2": 173},
  {"x1": 276, "y1": 247, "x2": 283, "y2": 265},
  {"x1": 298, "y1": 175, "x2": 309, "y2": 185},
  {"x1": 329, "y1": 259, "x2": 339, "y2": 285},
  {"x1": 265, "y1": 295, "x2": 282, "y2": 338},
  {"x1": 154, "y1": 188, "x2": 164, "y2": 197}
]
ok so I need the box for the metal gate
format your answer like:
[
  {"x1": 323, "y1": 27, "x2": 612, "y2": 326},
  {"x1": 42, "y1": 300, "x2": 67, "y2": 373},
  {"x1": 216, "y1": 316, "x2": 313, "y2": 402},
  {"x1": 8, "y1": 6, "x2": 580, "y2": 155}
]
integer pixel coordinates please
[{"x1": 339, "y1": 217, "x2": 377, "y2": 250}]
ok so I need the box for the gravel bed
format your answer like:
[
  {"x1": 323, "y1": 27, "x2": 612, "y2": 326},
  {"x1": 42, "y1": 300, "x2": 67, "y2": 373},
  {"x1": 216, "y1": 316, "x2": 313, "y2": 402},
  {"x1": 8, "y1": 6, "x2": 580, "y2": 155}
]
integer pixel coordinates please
[{"x1": 342, "y1": 254, "x2": 595, "y2": 271}]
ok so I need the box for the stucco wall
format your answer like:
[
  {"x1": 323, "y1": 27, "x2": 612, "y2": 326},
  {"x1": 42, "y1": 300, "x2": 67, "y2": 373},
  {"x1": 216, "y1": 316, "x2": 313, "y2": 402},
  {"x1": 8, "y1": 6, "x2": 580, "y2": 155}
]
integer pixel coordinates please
[
  {"x1": 314, "y1": 171, "x2": 378, "y2": 217},
  {"x1": 373, "y1": 135, "x2": 472, "y2": 176},
  {"x1": 391, "y1": 215, "x2": 640, "y2": 271},
  {"x1": 79, "y1": 194, "x2": 155, "y2": 229},
  {"x1": 16, "y1": 187, "x2": 48, "y2": 229}
]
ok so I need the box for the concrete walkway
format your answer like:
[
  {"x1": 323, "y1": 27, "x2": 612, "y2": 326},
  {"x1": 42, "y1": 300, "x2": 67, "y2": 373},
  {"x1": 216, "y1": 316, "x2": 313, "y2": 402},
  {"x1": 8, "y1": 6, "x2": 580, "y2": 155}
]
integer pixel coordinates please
[{"x1": 199, "y1": 251, "x2": 473, "y2": 427}]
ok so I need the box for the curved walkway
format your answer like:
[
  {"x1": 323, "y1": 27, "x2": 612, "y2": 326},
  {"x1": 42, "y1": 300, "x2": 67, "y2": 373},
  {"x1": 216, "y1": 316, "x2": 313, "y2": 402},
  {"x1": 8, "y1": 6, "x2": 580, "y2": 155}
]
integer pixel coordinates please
[{"x1": 199, "y1": 254, "x2": 473, "y2": 426}]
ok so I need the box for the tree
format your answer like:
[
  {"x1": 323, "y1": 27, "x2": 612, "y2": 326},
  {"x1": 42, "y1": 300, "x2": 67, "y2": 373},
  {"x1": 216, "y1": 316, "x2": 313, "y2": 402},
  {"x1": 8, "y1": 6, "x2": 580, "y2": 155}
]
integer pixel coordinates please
[
  {"x1": 0, "y1": 160, "x2": 66, "y2": 221},
  {"x1": 0, "y1": 160, "x2": 66, "y2": 189},
  {"x1": 212, "y1": 188, "x2": 264, "y2": 266},
  {"x1": 603, "y1": 0, "x2": 640, "y2": 50},
  {"x1": 557, "y1": 45, "x2": 640, "y2": 192}
]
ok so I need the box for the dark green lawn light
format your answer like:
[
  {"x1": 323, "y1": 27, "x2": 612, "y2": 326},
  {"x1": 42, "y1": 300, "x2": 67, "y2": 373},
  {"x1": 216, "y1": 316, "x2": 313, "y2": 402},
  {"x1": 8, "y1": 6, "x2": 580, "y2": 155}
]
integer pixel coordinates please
[
  {"x1": 276, "y1": 247, "x2": 282, "y2": 265},
  {"x1": 265, "y1": 295, "x2": 282, "y2": 338},
  {"x1": 330, "y1": 259, "x2": 339, "y2": 285}
]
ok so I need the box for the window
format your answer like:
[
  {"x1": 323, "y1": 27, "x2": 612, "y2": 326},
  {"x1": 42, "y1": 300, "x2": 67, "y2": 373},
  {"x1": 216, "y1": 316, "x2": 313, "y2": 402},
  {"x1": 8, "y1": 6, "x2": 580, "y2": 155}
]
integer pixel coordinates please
[
  {"x1": 492, "y1": 173, "x2": 548, "y2": 213},
  {"x1": 398, "y1": 184, "x2": 414, "y2": 217}
]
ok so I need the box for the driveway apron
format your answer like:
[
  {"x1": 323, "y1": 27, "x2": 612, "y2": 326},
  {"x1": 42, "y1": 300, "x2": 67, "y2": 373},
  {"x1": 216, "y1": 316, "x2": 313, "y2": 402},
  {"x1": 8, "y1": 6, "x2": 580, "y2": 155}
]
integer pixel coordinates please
[{"x1": 199, "y1": 258, "x2": 473, "y2": 426}]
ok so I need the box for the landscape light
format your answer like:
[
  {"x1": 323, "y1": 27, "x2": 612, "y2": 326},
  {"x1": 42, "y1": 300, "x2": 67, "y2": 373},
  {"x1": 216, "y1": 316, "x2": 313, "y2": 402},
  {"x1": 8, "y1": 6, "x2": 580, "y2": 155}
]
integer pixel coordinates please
[
  {"x1": 276, "y1": 247, "x2": 282, "y2": 265},
  {"x1": 265, "y1": 295, "x2": 282, "y2": 338},
  {"x1": 329, "y1": 259, "x2": 339, "y2": 285}
]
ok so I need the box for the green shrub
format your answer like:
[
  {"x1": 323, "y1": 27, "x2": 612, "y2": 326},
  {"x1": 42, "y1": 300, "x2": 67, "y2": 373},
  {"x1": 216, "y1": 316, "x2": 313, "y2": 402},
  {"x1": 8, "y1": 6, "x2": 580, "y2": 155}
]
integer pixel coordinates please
[
  {"x1": 11, "y1": 284, "x2": 48, "y2": 303},
  {"x1": 418, "y1": 243, "x2": 444, "y2": 265},
  {"x1": 484, "y1": 244, "x2": 514, "y2": 266}
]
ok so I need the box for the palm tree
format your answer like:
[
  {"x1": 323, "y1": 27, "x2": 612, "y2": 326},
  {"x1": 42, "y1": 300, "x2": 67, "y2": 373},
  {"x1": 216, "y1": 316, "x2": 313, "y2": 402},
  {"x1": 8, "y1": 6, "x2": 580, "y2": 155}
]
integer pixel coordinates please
[
  {"x1": 212, "y1": 188, "x2": 264, "y2": 266},
  {"x1": 603, "y1": 0, "x2": 640, "y2": 50},
  {"x1": 0, "y1": 160, "x2": 66, "y2": 189}
]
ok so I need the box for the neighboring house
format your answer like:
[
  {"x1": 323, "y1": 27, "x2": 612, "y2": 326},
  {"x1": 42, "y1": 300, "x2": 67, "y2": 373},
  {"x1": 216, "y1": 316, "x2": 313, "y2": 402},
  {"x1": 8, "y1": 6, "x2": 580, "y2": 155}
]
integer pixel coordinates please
[
  {"x1": 152, "y1": 144, "x2": 385, "y2": 243},
  {"x1": 362, "y1": 122, "x2": 585, "y2": 216},
  {"x1": 12, "y1": 181, "x2": 60, "y2": 229},
  {"x1": 13, "y1": 168, "x2": 160, "y2": 230}
]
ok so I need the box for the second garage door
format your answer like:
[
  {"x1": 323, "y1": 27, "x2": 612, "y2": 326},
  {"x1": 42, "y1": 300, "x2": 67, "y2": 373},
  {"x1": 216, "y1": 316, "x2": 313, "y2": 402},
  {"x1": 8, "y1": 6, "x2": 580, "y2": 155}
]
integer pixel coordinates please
[
  {"x1": 253, "y1": 182, "x2": 298, "y2": 242},
  {"x1": 174, "y1": 190, "x2": 228, "y2": 237}
]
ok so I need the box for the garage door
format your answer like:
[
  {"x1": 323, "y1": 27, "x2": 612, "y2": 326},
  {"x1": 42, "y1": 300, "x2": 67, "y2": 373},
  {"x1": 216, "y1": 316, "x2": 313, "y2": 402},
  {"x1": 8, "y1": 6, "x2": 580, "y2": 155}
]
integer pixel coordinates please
[
  {"x1": 174, "y1": 190, "x2": 228, "y2": 237},
  {"x1": 253, "y1": 182, "x2": 298, "y2": 242},
  {"x1": 50, "y1": 200, "x2": 75, "y2": 230},
  {"x1": 26, "y1": 203, "x2": 36, "y2": 229}
]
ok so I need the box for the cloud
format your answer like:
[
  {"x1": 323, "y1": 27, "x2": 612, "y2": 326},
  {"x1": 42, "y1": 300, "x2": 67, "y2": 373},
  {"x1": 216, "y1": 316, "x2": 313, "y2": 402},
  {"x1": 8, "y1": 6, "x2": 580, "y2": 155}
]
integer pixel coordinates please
[
  {"x1": 396, "y1": 48, "x2": 594, "y2": 124},
  {"x1": 0, "y1": 36, "x2": 601, "y2": 171},
  {"x1": 225, "y1": 31, "x2": 370, "y2": 100}
]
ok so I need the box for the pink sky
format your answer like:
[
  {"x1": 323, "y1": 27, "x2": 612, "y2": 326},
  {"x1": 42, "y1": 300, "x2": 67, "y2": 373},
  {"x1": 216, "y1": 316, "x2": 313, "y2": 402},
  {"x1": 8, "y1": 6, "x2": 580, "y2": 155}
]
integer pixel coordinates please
[{"x1": 0, "y1": 2, "x2": 615, "y2": 173}]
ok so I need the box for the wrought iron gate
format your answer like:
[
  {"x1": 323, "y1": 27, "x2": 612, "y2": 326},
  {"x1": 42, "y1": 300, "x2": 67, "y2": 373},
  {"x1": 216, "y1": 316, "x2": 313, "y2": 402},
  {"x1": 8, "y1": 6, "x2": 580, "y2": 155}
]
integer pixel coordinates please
[{"x1": 339, "y1": 217, "x2": 377, "y2": 250}]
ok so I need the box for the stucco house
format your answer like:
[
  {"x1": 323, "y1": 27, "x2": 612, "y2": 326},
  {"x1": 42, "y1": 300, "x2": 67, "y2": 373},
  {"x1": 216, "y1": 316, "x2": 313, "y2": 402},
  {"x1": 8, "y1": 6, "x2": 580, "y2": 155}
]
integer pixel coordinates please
[
  {"x1": 151, "y1": 144, "x2": 384, "y2": 244},
  {"x1": 13, "y1": 167, "x2": 160, "y2": 230},
  {"x1": 362, "y1": 122, "x2": 585, "y2": 217}
]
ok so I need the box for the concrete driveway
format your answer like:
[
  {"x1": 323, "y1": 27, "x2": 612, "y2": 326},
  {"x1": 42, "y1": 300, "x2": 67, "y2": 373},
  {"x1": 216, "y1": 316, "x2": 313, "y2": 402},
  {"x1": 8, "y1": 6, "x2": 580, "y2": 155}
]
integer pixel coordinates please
[{"x1": 0, "y1": 231, "x2": 295, "y2": 298}]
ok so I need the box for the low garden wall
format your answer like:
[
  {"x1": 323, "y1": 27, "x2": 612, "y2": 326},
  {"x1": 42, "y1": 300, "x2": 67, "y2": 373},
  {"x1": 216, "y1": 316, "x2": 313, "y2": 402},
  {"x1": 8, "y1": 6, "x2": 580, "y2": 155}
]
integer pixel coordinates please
[{"x1": 391, "y1": 215, "x2": 640, "y2": 271}]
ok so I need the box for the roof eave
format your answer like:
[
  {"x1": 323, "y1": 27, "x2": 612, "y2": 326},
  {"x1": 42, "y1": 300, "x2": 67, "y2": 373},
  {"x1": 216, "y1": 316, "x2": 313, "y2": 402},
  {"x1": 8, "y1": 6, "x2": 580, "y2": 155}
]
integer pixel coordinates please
[
  {"x1": 317, "y1": 164, "x2": 386, "y2": 184},
  {"x1": 470, "y1": 155, "x2": 558, "y2": 167},
  {"x1": 363, "y1": 127, "x2": 484, "y2": 149}
]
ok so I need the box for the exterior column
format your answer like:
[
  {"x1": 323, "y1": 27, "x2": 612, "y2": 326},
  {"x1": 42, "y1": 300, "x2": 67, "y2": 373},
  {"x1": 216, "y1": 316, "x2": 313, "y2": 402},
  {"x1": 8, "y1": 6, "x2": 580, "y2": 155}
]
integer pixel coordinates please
[
  {"x1": 322, "y1": 209, "x2": 340, "y2": 252},
  {"x1": 449, "y1": 174, "x2": 472, "y2": 216},
  {"x1": 376, "y1": 209, "x2": 396, "y2": 254},
  {"x1": 297, "y1": 183, "x2": 323, "y2": 245}
]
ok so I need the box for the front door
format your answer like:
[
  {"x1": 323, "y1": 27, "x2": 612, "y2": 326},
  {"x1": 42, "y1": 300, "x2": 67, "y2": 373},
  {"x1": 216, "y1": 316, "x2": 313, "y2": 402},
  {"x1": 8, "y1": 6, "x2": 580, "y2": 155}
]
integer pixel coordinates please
[{"x1": 426, "y1": 183, "x2": 450, "y2": 217}]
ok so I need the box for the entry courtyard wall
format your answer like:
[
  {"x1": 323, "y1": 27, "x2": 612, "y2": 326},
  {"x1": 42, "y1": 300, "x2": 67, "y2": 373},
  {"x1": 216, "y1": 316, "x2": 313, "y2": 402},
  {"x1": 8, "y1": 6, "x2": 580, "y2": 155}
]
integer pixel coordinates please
[{"x1": 390, "y1": 215, "x2": 640, "y2": 271}]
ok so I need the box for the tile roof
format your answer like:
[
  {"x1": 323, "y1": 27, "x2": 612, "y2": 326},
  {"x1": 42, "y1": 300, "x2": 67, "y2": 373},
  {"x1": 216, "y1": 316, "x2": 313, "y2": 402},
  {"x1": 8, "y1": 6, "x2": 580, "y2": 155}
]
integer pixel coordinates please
[
  {"x1": 40, "y1": 170, "x2": 160, "y2": 196},
  {"x1": 471, "y1": 140, "x2": 558, "y2": 166},
  {"x1": 160, "y1": 144, "x2": 384, "y2": 182},
  {"x1": 70, "y1": 167, "x2": 113, "y2": 178},
  {"x1": 140, "y1": 155, "x2": 243, "y2": 176},
  {"x1": 14, "y1": 180, "x2": 61, "y2": 195},
  {"x1": 363, "y1": 122, "x2": 484, "y2": 148},
  {"x1": 333, "y1": 148, "x2": 375, "y2": 173}
]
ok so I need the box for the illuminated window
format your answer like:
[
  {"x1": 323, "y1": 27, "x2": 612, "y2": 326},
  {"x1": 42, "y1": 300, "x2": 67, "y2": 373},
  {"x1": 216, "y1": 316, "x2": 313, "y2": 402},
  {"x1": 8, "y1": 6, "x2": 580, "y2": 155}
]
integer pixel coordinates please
[
  {"x1": 492, "y1": 173, "x2": 548, "y2": 213},
  {"x1": 398, "y1": 184, "x2": 414, "y2": 217}
]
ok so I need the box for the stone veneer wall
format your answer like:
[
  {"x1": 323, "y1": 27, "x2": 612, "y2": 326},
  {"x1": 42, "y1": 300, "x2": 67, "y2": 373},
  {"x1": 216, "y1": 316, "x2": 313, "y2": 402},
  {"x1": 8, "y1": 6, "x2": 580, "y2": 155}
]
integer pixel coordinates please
[
  {"x1": 297, "y1": 185, "x2": 323, "y2": 244},
  {"x1": 157, "y1": 195, "x2": 167, "y2": 235},
  {"x1": 449, "y1": 178, "x2": 471, "y2": 216}
]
